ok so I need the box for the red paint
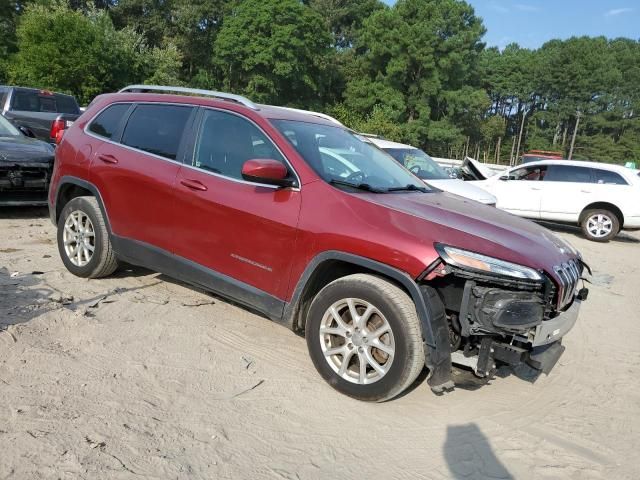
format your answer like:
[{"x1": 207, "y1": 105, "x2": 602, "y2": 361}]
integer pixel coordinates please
[
  {"x1": 241, "y1": 158, "x2": 288, "y2": 182},
  {"x1": 51, "y1": 92, "x2": 578, "y2": 304}
]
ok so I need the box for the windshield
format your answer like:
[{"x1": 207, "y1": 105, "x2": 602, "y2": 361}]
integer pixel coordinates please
[
  {"x1": 384, "y1": 148, "x2": 450, "y2": 180},
  {"x1": 272, "y1": 120, "x2": 429, "y2": 192},
  {"x1": 0, "y1": 115, "x2": 21, "y2": 137}
]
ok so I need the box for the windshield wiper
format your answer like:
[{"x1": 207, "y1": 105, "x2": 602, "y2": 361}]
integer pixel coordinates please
[
  {"x1": 386, "y1": 184, "x2": 429, "y2": 193},
  {"x1": 329, "y1": 179, "x2": 386, "y2": 193}
]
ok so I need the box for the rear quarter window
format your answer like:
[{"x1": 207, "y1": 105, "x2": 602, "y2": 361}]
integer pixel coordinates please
[
  {"x1": 121, "y1": 104, "x2": 193, "y2": 160},
  {"x1": 591, "y1": 169, "x2": 628, "y2": 185},
  {"x1": 88, "y1": 104, "x2": 131, "y2": 140}
]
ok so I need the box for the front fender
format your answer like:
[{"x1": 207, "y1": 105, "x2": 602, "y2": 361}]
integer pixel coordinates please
[{"x1": 284, "y1": 251, "x2": 453, "y2": 393}]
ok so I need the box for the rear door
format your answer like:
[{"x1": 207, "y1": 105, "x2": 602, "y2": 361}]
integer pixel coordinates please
[
  {"x1": 172, "y1": 108, "x2": 302, "y2": 302},
  {"x1": 539, "y1": 165, "x2": 594, "y2": 222},
  {"x1": 90, "y1": 102, "x2": 196, "y2": 253}
]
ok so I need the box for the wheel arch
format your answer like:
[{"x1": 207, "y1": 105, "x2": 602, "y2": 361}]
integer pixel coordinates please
[
  {"x1": 283, "y1": 250, "x2": 453, "y2": 392},
  {"x1": 580, "y1": 202, "x2": 624, "y2": 227},
  {"x1": 53, "y1": 176, "x2": 112, "y2": 233}
]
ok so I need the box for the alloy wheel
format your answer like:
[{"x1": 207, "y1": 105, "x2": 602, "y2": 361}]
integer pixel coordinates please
[
  {"x1": 63, "y1": 210, "x2": 96, "y2": 267},
  {"x1": 586, "y1": 213, "x2": 613, "y2": 239},
  {"x1": 319, "y1": 298, "x2": 395, "y2": 385}
]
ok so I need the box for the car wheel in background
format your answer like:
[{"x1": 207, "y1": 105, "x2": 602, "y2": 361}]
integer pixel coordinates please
[
  {"x1": 580, "y1": 209, "x2": 620, "y2": 242},
  {"x1": 57, "y1": 196, "x2": 119, "y2": 278},
  {"x1": 306, "y1": 274, "x2": 425, "y2": 402}
]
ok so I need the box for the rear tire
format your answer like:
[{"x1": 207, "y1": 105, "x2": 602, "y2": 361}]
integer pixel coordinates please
[
  {"x1": 580, "y1": 209, "x2": 619, "y2": 242},
  {"x1": 57, "y1": 196, "x2": 118, "y2": 278},
  {"x1": 306, "y1": 274, "x2": 425, "y2": 402}
]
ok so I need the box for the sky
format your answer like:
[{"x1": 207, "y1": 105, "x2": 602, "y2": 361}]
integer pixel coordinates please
[{"x1": 382, "y1": 0, "x2": 640, "y2": 50}]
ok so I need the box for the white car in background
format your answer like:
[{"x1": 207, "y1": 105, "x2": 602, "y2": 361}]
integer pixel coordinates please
[
  {"x1": 463, "y1": 158, "x2": 640, "y2": 242},
  {"x1": 365, "y1": 137, "x2": 497, "y2": 205}
]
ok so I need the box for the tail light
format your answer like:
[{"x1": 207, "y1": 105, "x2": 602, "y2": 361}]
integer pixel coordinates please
[{"x1": 50, "y1": 118, "x2": 68, "y2": 144}]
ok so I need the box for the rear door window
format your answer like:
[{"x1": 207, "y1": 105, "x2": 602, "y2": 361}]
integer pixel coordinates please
[
  {"x1": 88, "y1": 104, "x2": 131, "y2": 140},
  {"x1": 591, "y1": 169, "x2": 627, "y2": 185},
  {"x1": 121, "y1": 104, "x2": 194, "y2": 160},
  {"x1": 544, "y1": 165, "x2": 593, "y2": 183}
]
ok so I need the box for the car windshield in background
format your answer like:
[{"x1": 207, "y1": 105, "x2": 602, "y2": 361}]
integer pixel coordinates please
[
  {"x1": 384, "y1": 148, "x2": 450, "y2": 180},
  {"x1": 0, "y1": 115, "x2": 20, "y2": 137},
  {"x1": 11, "y1": 90, "x2": 80, "y2": 114},
  {"x1": 272, "y1": 120, "x2": 429, "y2": 193}
]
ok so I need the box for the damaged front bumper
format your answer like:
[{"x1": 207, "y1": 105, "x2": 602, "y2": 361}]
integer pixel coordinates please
[
  {"x1": 451, "y1": 296, "x2": 582, "y2": 377},
  {"x1": 531, "y1": 297, "x2": 580, "y2": 347}
]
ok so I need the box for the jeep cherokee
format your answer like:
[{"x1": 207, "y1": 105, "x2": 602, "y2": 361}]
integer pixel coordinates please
[{"x1": 48, "y1": 85, "x2": 588, "y2": 401}]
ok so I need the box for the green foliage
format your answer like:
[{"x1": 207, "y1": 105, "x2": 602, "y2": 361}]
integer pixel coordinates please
[
  {"x1": 111, "y1": 0, "x2": 230, "y2": 78},
  {"x1": 305, "y1": 0, "x2": 385, "y2": 48},
  {"x1": 8, "y1": 2, "x2": 183, "y2": 104},
  {"x1": 0, "y1": 0, "x2": 637, "y2": 164},
  {"x1": 343, "y1": 0, "x2": 487, "y2": 154},
  {"x1": 212, "y1": 0, "x2": 332, "y2": 106}
]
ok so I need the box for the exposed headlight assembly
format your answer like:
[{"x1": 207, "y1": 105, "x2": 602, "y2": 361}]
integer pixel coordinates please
[{"x1": 436, "y1": 244, "x2": 543, "y2": 281}]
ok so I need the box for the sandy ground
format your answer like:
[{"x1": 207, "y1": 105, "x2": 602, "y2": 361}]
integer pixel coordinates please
[{"x1": 1, "y1": 207, "x2": 639, "y2": 480}]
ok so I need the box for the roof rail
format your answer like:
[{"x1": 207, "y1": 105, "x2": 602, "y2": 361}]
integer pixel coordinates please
[
  {"x1": 118, "y1": 85, "x2": 259, "y2": 111},
  {"x1": 279, "y1": 107, "x2": 344, "y2": 126}
]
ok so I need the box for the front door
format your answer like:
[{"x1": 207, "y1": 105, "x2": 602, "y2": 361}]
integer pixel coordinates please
[
  {"x1": 483, "y1": 165, "x2": 547, "y2": 218},
  {"x1": 172, "y1": 108, "x2": 302, "y2": 303}
]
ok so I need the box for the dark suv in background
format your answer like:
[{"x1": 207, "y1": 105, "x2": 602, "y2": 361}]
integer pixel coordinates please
[
  {"x1": 0, "y1": 86, "x2": 81, "y2": 144},
  {"x1": 48, "y1": 85, "x2": 588, "y2": 401}
]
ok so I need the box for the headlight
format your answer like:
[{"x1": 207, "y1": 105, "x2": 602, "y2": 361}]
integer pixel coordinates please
[{"x1": 436, "y1": 244, "x2": 543, "y2": 281}]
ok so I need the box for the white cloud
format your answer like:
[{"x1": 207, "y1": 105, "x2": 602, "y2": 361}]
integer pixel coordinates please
[
  {"x1": 605, "y1": 7, "x2": 633, "y2": 17},
  {"x1": 515, "y1": 4, "x2": 540, "y2": 12}
]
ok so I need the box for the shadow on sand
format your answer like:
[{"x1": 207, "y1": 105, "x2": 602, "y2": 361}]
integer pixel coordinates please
[{"x1": 444, "y1": 423, "x2": 513, "y2": 479}]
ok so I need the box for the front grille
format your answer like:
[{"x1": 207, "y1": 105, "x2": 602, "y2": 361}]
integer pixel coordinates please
[
  {"x1": 553, "y1": 259, "x2": 582, "y2": 309},
  {"x1": 0, "y1": 166, "x2": 51, "y2": 191}
]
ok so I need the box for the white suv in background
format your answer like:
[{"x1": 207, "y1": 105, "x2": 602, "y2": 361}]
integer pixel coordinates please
[
  {"x1": 464, "y1": 159, "x2": 640, "y2": 242},
  {"x1": 366, "y1": 137, "x2": 497, "y2": 205}
]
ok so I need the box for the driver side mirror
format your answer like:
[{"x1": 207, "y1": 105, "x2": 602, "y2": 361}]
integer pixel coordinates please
[
  {"x1": 18, "y1": 126, "x2": 36, "y2": 138},
  {"x1": 241, "y1": 159, "x2": 296, "y2": 188},
  {"x1": 499, "y1": 175, "x2": 510, "y2": 181}
]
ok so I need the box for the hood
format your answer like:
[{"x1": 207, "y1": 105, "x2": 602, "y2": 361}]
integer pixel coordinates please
[
  {"x1": 0, "y1": 135, "x2": 55, "y2": 164},
  {"x1": 361, "y1": 190, "x2": 578, "y2": 274},
  {"x1": 426, "y1": 178, "x2": 496, "y2": 205},
  {"x1": 460, "y1": 157, "x2": 506, "y2": 181}
]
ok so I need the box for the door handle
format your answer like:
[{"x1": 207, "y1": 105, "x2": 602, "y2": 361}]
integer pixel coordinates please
[
  {"x1": 530, "y1": 187, "x2": 541, "y2": 191},
  {"x1": 98, "y1": 154, "x2": 118, "y2": 164},
  {"x1": 180, "y1": 179, "x2": 208, "y2": 192},
  {"x1": 580, "y1": 190, "x2": 592, "y2": 194}
]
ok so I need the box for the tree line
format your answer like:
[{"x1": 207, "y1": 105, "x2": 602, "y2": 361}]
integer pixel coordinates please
[{"x1": 1, "y1": 0, "x2": 638, "y2": 164}]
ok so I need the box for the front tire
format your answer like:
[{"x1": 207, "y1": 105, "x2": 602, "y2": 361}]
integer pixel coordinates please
[
  {"x1": 306, "y1": 274, "x2": 425, "y2": 402},
  {"x1": 57, "y1": 196, "x2": 118, "y2": 278},
  {"x1": 581, "y1": 209, "x2": 620, "y2": 242}
]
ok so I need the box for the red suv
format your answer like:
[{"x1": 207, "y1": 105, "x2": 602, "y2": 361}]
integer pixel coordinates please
[{"x1": 48, "y1": 85, "x2": 587, "y2": 401}]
